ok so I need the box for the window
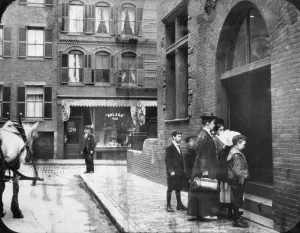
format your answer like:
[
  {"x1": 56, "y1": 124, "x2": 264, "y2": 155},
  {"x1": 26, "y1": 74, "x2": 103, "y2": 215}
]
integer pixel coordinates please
[
  {"x1": 121, "y1": 52, "x2": 137, "y2": 85},
  {"x1": 121, "y1": 4, "x2": 136, "y2": 35},
  {"x1": 95, "y1": 51, "x2": 110, "y2": 83},
  {"x1": 68, "y1": 51, "x2": 84, "y2": 83},
  {"x1": 229, "y1": 8, "x2": 270, "y2": 70},
  {"x1": 28, "y1": 0, "x2": 44, "y2": 4},
  {"x1": 0, "y1": 28, "x2": 3, "y2": 57},
  {"x1": 27, "y1": 29, "x2": 44, "y2": 57},
  {"x1": 69, "y1": 1, "x2": 84, "y2": 33},
  {"x1": 1, "y1": 86, "x2": 11, "y2": 119},
  {"x1": 17, "y1": 86, "x2": 52, "y2": 119},
  {"x1": 95, "y1": 2, "x2": 110, "y2": 34},
  {"x1": 19, "y1": 27, "x2": 52, "y2": 58}
]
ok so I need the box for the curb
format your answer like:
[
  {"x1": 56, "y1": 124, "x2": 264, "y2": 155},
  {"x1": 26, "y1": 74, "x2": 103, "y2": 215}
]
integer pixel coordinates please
[{"x1": 79, "y1": 175, "x2": 141, "y2": 233}]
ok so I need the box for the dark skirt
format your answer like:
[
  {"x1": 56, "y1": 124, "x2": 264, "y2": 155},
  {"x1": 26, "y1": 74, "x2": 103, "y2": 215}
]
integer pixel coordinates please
[
  {"x1": 187, "y1": 190, "x2": 220, "y2": 217},
  {"x1": 167, "y1": 175, "x2": 183, "y2": 191}
]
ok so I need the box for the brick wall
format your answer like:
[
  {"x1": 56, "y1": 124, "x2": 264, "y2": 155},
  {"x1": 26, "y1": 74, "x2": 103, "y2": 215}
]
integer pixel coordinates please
[
  {"x1": 155, "y1": 0, "x2": 300, "y2": 232},
  {"x1": 0, "y1": 1, "x2": 58, "y2": 157}
]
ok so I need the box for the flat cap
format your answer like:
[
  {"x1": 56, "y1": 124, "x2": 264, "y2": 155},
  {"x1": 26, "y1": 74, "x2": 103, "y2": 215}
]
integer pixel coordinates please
[{"x1": 232, "y1": 134, "x2": 247, "y2": 145}]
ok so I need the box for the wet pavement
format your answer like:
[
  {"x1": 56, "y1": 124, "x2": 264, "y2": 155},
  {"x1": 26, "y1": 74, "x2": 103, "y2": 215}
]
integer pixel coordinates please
[
  {"x1": 80, "y1": 166, "x2": 279, "y2": 233},
  {"x1": 2, "y1": 164, "x2": 119, "y2": 233}
]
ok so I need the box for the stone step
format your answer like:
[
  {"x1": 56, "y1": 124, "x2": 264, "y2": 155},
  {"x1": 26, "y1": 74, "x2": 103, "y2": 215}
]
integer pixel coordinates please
[
  {"x1": 245, "y1": 181, "x2": 273, "y2": 199},
  {"x1": 243, "y1": 193, "x2": 273, "y2": 219},
  {"x1": 241, "y1": 209, "x2": 275, "y2": 231}
]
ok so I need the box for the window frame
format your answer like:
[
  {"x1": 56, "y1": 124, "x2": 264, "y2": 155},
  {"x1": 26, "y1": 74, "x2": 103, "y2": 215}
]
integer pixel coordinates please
[
  {"x1": 121, "y1": 52, "x2": 137, "y2": 85},
  {"x1": 95, "y1": 2, "x2": 111, "y2": 35},
  {"x1": 67, "y1": 50, "x2": 84, "y2": 83},
  {"x1": 25, "y1": 86, "x2": 44, "y2": 119},
  {"x1": 0, "y1": 27, "x2": 3, "y2": 57},
  {"x1": 27, "y1": 27, "x2": 45, "y2": 58},
  {"x1": 121, "y1": 3, "x2": 136, "y2": 36},
  {"x1": 27, "y1": 0, "x2": 45, "y2": 4},
  {"x1": 69, "y1": 1, "x2": 84, "y2": 33},
  {"x1": 95, "y1": 51, "x2": 111, "y2": 83}
]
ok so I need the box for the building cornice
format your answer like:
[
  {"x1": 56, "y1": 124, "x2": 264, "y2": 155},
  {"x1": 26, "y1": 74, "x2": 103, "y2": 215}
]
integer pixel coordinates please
[{"x1": 58, "y1": 39, "x2": 157, "y2": 47}]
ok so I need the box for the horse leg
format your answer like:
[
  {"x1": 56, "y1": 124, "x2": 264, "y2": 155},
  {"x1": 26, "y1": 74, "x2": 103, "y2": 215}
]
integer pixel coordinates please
[
  {"x1": 0, "y1": 182, "x2": 5, "y2": 218},
  {"x1": 11, "y1": 174, "x2": 23, "y2": 219}
]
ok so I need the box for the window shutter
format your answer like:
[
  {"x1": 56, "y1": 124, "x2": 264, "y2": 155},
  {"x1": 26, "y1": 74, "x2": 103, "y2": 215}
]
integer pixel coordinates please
[
  {"x1": 19, "y1": 0, "x2": 27, "y2": 4},
  {"x1": 110, "y1": 55, "x2": 116, "y2": 85},
  {"x1": 44, "y1": 28, "x2": 53, "y2": 58},
  {"x1": 84, "y1": 5, "x2": 95, "y2": 34},
  {"x1": 61, "y1": 53, "x2": 69, "y2": 83},
  {"x1": 44, "y1": 86, "x2": 52, "y2": 119},
  {"x1": 110, "y1": 6, "x2": 114, "y2": 35},
  {"x1": 17, "y1": 87, "x2": 25, "y2": 118},
  {"x1": 18, "y1": 27, "x2": 27, "y2": 58},
  {"x1": 2, "y1": 86, "x2": 11, "y2": 119},
  {"x1": 45, "y1": 0, "x2": 53, "y2": 6},
  {"x1": 61, "y1": 3, "x2": 69, "y2": 32},
  {"x1": 84, "y1": 54, "x2": 93, "y2": 84},
  {"x1": 114, "y1": 6, "x2": 119, "y2": 35},
  {"x1": 3, "y1": 26, "x2": 11, "y2": 58},
  {"x1": 136, "y1": 8, "x2": 143, "y2": 37},
  {"x1": 137, "y1": 56, "x2": 145, "y2": 86}
]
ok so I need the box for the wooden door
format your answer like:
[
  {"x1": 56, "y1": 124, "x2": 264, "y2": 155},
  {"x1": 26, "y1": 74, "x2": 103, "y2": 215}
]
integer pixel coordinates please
[
  {"x1": 65, "y1": 118, "x2": 82, "y2": 159},
  {"x1": 228, "y1": 67, "x2": 272, "y2": 183}
]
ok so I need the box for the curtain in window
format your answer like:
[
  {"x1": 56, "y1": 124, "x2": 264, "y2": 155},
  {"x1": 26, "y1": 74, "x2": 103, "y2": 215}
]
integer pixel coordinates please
[
  {"x1": 121, "y1": 53, "x2": 136, "y2": 84},
  {"x1": 95, "y1": 52, "x2": 110, "y2": 82},
  {"x1": 27, "y1": 95, "x2": 43, "y2": 118},
  {"x1": 121, "y1": 7, "x2": 135, "y2": 34},
  {"x1": 68, "y1": 53, "x2": 83, "y2": 82},
  {"x1": 27, "y1": 29, "x2": 44, "y2": 57},
  {"x1": 96, "y1": 7, "x2": 110, "y2": 34},
  {"x1": 69, "y1": 5, "x2": 84, "y2": 33}
]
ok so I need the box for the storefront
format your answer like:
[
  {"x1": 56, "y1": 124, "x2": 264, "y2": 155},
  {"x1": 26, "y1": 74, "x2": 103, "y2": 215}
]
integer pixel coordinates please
[{"x1": 61, "y1": 99, "x2": 157, "y2": 159}]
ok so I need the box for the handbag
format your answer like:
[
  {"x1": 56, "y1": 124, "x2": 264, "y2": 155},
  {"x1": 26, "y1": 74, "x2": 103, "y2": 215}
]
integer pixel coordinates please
[{"x1": 190, "y1": 175, "x2": 219, "y2": 192}]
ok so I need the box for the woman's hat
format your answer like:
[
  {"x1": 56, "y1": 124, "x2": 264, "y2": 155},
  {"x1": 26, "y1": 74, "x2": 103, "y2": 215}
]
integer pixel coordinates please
[{"x1": 200, "y1": 112, "x2": 218, "y2": 120}]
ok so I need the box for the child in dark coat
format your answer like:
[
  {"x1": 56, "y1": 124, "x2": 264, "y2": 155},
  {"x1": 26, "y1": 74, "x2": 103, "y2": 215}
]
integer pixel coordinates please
[{"x1": 227, "y1": 134, "x2": 249, "y2": 228}]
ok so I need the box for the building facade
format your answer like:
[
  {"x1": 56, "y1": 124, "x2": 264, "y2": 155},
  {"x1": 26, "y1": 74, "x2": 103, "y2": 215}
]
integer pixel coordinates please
[
  {"x1": 56, "y1": 0, "x2": 158, "y2": 159},
  {"x1": 128, "y1": 0, "x2": 300, "y2": 232},
  {"x1": 0, "y1": 0, "x2": 58, "y2": 159}
]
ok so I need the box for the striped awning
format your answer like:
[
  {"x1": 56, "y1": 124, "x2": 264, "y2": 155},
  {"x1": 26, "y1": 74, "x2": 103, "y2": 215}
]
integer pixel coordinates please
[{"x1": 61, "y1": 99, "x2": 157, "y2": 122}]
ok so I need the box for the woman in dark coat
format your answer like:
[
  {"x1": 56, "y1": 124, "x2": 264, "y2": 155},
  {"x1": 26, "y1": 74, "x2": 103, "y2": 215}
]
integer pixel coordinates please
[{"x1": 187, "y1": 113, "x2": 220, "y2": 220}]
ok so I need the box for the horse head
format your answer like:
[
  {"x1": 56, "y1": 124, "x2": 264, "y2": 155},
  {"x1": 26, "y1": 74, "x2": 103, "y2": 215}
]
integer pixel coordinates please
[{"x1": 0, "y1": 121, "x2": 39, "y2": 164}]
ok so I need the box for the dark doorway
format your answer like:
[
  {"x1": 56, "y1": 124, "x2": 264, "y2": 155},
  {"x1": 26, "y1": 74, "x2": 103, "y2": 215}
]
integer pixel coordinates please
[{"x1": 226, "y1": 66, "x2": 272, "y2": 184}]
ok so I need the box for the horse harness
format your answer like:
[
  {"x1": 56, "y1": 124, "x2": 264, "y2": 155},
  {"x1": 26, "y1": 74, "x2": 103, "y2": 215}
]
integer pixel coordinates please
[{"x1": 0, "y1": 121, "x2": 43, "y2": 183}]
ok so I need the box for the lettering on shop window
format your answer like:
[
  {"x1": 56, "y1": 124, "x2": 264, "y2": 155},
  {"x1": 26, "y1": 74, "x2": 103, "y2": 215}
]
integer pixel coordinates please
[
  {"x1": 105, "y1": 113, "x2": 125, "y2": 121},
  {"x1": 68, "y1": 127, "x2": 77, "y2": 133}
]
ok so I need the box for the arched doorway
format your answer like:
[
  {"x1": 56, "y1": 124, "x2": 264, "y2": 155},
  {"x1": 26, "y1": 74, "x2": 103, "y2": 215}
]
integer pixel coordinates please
[{"x1": 216, "y1": 3, "x2": 272, "y2": 184}]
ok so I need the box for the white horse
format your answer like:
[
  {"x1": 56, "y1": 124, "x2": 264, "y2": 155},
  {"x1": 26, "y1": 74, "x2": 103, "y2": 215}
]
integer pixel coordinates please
[{"x1": 0, "y1": 120, "x2": 39, "y2": 219}]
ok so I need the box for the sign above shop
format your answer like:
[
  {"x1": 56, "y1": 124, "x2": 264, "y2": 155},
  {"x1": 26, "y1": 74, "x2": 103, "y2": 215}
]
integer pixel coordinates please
[{"x1": 106, "y1": 113, "x2": 125, "y2": 121}]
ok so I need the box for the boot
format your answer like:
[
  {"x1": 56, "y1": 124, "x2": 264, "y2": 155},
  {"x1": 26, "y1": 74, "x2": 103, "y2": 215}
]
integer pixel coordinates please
[
  {"x1": 176, "y1": 191, "x2": 187, "y2": 211},
  {"x1": 233, "y1": 207, "x2": 248, "y2": 228},
  {"x1": 166, "y1": 204, "x2": 175, "y2": 212},
  {"x1": 166, "y1": 191, "x2": 174, "y2": 212}
]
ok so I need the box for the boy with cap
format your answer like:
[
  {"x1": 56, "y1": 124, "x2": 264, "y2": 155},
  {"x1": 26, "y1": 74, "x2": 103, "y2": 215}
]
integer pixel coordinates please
[
  {"x1": 165, "y1": 130, "x2": 187, "y2": 212},
  {"x1": 227, "y1": 134, "x2": 249, "y2": 228}
]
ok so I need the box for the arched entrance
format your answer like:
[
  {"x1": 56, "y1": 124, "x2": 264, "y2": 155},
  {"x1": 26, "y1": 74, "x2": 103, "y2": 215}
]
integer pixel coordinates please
[{"x1": 216, "y1": 2, "x2": 272, "y2": 184}]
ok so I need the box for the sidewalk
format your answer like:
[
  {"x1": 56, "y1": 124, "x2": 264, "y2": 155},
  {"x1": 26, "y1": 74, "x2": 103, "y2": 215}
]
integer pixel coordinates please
[
  {"x1": 25, "y1": 159, "x2": 127, "y2": 166},
  {"x1": 80, "y1": 166, "x2": 278, "y2": 233}
]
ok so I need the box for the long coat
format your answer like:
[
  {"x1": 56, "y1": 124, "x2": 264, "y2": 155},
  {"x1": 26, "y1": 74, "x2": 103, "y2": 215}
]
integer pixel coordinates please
[
  {"x1": 165, "y1": 143, "x2": 185, "y2": 191},
  {"x1": 82, "y1": 133, "x2": 96, "y2": 155},
  {"x1": 187, "y1": 129, "x2": 219, "y2": 217}
]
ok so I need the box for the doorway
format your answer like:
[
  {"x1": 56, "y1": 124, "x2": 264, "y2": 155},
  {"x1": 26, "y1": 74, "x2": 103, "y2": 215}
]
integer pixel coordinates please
[
  {"x1": 226, "y1": 66, "x2": 272, "y2": 183},
  {"x1": 65, "y1": 118, "x2": 82, "y2": 159}
]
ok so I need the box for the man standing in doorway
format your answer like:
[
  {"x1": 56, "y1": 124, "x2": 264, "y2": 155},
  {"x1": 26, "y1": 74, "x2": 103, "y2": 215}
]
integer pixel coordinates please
[
  {"x1": 81, "y1": 125, "x2": 96, "y2": 173},
  {"x1": 165, "y1": 131, "x2": 187, "y2": 212}
]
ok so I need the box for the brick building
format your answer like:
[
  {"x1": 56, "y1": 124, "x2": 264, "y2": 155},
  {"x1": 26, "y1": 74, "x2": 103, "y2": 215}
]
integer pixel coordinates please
[
  {"x1": 128, "y1": 0, "x2": 300, "y2": 231},
  {"x1": 0, "y1": 0, "x2": 58, "y2": 159},
  {"x1": 56, "y1": 0, "x2": 158, "y2": 159}
]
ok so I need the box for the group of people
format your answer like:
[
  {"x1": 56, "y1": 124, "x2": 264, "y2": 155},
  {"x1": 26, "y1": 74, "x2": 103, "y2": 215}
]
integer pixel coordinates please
[{"x1": 165, "y1": 112, "x2": 249, "y2": 228}]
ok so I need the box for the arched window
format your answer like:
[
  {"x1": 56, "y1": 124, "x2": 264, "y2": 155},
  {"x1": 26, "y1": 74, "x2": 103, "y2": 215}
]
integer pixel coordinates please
[
  {"x1": 69, "y1": 1, "x2": 84, "y2": 33},
  {"x1": 121, "y1": 4, "x2": 136, "y2": 35},
  {"x1": 228, "y1": 8, "x2": 270, "y2": 70},
  {"x1": 121, "y1": 52, "x2": 137, "y2": 84},
  {"x1": 95, "y1": 2, "x2": 110, "y2": 34},
  {"x1": 95, "y1": 51, "x2": 111, "y2": 83},
  {"x1": 68, "y1": 50, "x2": 84, "y2": 82}
]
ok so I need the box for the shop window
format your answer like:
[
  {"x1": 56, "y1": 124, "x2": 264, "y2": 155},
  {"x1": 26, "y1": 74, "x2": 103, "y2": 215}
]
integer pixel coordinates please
[
  {"x1": 17, "y1": 86, "x2": 52, "y2": 119},
  {"x1": 18, "y1": 27, "x2": 52, "y2": 58},
  {"x1": 69, "y1": 1, "x2": 84, "y2": 33},
  {"x1": 68, "y1": 50, "x2": 84, "y2": 83},
  {"x1": 229, "y1": 8, "x2": 270, "y2": 70},
  {"x1": 95, "y1": 2, "x2": 110, "y2": 34},
  {"x1": 95, "y1": 51, "x2": 110, "y2": 83},
  {"x1": 121, "y1": 52, "x2": 137, "y2": 85},
  {"x1": 121, "y1": 4, "x2": 136, "y2": 35}
]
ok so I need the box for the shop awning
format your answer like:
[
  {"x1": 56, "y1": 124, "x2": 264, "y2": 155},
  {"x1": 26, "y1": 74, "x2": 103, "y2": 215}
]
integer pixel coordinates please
[{"x1": 61, "y1": 99, "x2": 157, "y2": 122}]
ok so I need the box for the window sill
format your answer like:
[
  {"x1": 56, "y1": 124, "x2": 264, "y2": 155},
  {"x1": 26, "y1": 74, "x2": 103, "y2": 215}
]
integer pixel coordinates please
[
  {"x1": 164, "y1": 117, "x2": 190, "y2": 124},
  {"x1": 94, "y1": 34, "x2": 111, "y2": 38},
  {"x1": 67, "y1": 83, "x2": 85, "y2": 87},
  {"x1": 24, "y1": 118, "x2": 44, "y2": 122},
  {"x1": 94, "y1": 83, "x2": 111, "y2": 87},
  {"x1": 26, "y1": 3, "x2": 45, "y2": 8},
  {"x1": 68, "y1": 32, "x2": 85, "y2": 36},
  {"x1": 25, "y1": 57, "x2": 46, "y2": 61}
]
